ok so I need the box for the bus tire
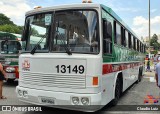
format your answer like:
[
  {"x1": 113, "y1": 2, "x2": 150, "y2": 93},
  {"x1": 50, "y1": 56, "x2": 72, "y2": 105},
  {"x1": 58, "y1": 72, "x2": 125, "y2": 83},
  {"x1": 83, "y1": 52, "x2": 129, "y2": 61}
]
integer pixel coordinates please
[
  {"x1": 136, "y1": 69, "x2": 142, "y2": 83},
  {"x1": 110, "y1": 78, "x2": 121, "y2": 106},
  {"x1": 138, "y1": 69, "x2": 142, "y2": 82}
]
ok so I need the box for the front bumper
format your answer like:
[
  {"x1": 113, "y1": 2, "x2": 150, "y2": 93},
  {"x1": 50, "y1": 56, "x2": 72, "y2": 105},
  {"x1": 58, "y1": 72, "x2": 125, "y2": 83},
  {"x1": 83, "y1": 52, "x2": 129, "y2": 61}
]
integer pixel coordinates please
[{"x1": 16, "y1": 86, "x2": 103, "y2": 112}]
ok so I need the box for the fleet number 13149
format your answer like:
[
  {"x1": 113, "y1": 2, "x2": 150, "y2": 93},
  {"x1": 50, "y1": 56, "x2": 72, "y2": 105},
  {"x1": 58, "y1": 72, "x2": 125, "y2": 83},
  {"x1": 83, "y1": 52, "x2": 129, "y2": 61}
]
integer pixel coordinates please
[{"x1": 55, "y1": 65, "x2": 84, "y2": 74}]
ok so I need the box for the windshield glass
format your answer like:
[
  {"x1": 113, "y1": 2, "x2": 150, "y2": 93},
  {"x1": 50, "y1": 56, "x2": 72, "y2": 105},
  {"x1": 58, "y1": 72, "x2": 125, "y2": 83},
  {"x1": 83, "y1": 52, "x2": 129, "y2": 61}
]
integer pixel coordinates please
[
  {"x1": 52, "y1": 10, "x2": 99, "y2": 54},
  {"x1": 24, "y1": 10, "x2": 99, "y2": 54},
  {"x1": 1, "y1": 41, "x2": 21, "y2": 54},
  {"x1": 25, "y1": 13, "x2": 52, "y2": 51}
]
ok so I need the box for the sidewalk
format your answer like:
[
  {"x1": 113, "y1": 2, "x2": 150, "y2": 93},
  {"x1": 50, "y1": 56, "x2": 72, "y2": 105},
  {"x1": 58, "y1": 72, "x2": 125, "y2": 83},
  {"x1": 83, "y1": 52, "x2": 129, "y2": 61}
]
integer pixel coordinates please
[
  {"x1": 144, "y1": 65, "x2": 156, "y2": 83},
  {"x1": 144, "y1": 66, "x2": 155, "y2": 77}
]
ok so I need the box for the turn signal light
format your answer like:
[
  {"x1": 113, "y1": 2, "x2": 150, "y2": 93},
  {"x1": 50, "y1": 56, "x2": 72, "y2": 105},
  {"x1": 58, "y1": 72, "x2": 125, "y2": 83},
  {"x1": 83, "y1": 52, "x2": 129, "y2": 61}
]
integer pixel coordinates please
[
  {"x1": 88, "y1": 0, "x2": 92, "y2": 3},
  {"x1": 82, "y1": 0, "x2": 92, "y2": 3},
  {"x1": 82, "y1": 0, "x2": 87, "y2": 3},
  {"x1": 34, "y1": 6, "x2": 42, "y2": 9},
  {"x1": 92, "y1": 77, "x2": 98, "y2": 86}
]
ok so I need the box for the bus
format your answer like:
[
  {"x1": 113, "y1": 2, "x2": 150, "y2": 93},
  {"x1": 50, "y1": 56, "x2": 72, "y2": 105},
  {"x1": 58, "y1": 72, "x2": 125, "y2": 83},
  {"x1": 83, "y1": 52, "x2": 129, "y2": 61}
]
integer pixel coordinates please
[
  {"x1": 0, "y1": 31, "x2": 22, "y2": 83},
  {"x1": 16, "y1": 2, "x2": 145, "y2": 112}
]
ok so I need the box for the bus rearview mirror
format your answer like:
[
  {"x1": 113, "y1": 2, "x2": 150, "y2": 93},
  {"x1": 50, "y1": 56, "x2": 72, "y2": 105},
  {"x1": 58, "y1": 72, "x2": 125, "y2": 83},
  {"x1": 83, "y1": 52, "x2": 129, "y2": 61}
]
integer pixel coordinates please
[
  {"x1": 21, "y1": 29, "x2": 25, "y2": 41},
  {"x1": 21, "y1": 19, "x2": 30, "y2": 41}
]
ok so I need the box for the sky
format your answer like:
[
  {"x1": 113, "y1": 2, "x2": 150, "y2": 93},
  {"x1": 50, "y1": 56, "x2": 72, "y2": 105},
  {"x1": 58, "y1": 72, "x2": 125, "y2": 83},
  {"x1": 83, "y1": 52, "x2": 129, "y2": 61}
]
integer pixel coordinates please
[{"x1": 0, "y1": 0, "x2": 160, "y2": 38}]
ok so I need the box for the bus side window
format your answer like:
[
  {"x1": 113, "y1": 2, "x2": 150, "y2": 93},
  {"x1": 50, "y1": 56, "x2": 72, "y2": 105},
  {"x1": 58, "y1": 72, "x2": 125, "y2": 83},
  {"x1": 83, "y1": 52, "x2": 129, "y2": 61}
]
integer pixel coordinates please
[
  {"x1": 125, "y1": 30, "x2": 129, "y2": 48},
  {"x1": 137, "y1": 40, "x2": 139, "y2": 52},
  {"x1": 128, "y1": 33, "x2": 132, "y2": 48},
  {"x1": 103, "y1": 19, "x2": 112, "y2": 54},
  {"x1": 121, "y1": 27, "x2": 126, "y2": 46}
]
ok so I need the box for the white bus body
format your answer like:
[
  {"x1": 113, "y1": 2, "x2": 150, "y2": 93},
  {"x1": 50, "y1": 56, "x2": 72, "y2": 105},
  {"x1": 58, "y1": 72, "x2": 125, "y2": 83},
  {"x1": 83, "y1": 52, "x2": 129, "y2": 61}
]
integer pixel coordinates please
[{"x1": 16, "y1": 3, "x2": 144, "y2": 112}]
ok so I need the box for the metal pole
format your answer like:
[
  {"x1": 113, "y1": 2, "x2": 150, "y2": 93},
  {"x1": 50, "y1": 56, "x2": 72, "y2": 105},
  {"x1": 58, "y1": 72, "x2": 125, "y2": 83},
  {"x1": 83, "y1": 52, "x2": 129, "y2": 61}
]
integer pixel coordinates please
[{"x1": 149, "y1": 0, "x2": 151, "y2": 58}]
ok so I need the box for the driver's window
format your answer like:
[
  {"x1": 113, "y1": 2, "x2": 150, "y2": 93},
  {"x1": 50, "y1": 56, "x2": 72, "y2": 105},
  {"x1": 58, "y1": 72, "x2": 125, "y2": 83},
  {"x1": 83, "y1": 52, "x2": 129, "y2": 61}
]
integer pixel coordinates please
[{"x1": 26, "y1": 13, "x2": 51, "y2": 51}]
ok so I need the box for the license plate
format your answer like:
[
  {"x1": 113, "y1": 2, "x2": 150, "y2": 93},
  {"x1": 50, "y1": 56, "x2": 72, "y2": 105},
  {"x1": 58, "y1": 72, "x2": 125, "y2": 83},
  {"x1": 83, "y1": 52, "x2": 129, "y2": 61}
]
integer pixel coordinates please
[
  {"x1": 40, "y1": 97, "x2": 55, "y2": 105},
  {"x1": 6, "y1": 73, "x2": 15, "y2": 79}
]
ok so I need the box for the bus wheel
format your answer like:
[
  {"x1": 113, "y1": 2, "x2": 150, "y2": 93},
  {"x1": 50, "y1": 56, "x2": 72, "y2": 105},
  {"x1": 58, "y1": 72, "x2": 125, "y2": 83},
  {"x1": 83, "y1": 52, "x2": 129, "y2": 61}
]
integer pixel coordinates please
[
  {"x1": 136, "y1": 69, "x2": 142, "y2": 83},
  {"x1": 138, "y1": 69, "x2": 142, "y2": 82},
  {"x1": 110, "y1": 78, "x2": 121, "y2": 106}
]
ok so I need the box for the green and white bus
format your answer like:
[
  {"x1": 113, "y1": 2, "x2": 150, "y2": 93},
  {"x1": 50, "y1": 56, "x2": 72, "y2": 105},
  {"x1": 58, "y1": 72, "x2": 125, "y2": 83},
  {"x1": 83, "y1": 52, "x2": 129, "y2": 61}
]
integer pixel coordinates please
[
  {"x1": 16, "y1": 3, "x2": 145, "y2": 112},
  {"x1": 0, "y1": 31, "x2": 21, "y2": 83}
]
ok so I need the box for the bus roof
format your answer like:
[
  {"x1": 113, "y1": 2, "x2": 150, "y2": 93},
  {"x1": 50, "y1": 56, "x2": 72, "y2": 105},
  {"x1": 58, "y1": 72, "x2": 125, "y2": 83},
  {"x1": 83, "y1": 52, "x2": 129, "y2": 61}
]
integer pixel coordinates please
[
  {"x1": 25, "y1": 3, "x2": 141, "y2": 42},
  {"x1": 101, "y1": 4, "x2": 140, "y2": 41},
  {"x1": 0, "y1": 31, "x2": 21, "y2": 41},
  {"x1": 25, "y1": 3, "x2": 101, "y2": 16},
  {"x1": 12, "y1": 33, "x2": 21, "y2": 38}
]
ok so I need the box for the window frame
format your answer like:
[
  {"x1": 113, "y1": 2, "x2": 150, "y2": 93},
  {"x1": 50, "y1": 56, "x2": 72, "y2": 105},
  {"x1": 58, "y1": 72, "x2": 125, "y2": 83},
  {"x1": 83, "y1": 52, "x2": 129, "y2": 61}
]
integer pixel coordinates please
[{"x1": 102, "y1": 9, "x2": 114, "y2": 55}]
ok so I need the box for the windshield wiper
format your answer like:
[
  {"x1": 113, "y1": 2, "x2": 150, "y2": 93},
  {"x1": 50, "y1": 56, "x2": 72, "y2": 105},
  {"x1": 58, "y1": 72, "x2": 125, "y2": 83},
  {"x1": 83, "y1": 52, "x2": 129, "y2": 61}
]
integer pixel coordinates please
[
  {"x1": 30, "y1": 35, "x2": 46, "y2": 55},
  {"x1": 55, "y1": 32, "x2": 72, "y2": 55}
]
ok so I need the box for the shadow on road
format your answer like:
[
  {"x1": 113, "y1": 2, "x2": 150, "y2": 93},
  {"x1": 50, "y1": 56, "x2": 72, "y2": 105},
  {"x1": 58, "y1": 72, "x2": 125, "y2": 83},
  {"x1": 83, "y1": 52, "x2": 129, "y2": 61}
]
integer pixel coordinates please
[{"x1": 3, "y1": 81, "x2": 18, "y2": 87}]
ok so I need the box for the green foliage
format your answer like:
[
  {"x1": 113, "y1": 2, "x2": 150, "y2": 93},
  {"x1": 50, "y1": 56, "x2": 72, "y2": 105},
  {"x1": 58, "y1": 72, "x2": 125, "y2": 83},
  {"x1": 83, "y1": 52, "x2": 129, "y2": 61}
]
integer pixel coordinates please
[
  {"x1": 150, "y1": 34, "x2": 159, "y2": 50},
  {"x1": 17, "y1": 26, "x2": 24, "y2": 34},
  {"x1": 151, "y1": 50, "x2": 158, "y2": 55},
  {"x1": 31, "y1": 28, "x2": 39, "y2": 36},
  {"x1": 0, "y1": 24, "x2": 21, "y2": 34},
  {"x1": 0, "y1": 13, "x2": 23, "y2": 34},
  {"x1": 0, "y1": 13, "x2": 14, "y2": 25}
]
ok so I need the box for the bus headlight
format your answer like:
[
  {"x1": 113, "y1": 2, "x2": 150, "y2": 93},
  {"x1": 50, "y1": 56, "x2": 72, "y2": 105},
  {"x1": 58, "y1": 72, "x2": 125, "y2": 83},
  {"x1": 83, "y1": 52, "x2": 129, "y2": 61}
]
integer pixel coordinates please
[
  {"x1": 72, "y1": 97, "x2": 79, "y2": 105},
  {"x1": 18, "y1": 90, "x2": 23, "y2": 96},
  {"x1": 6, "y1": 67, "x2": 15, "y2": 72},
  {"x1": 23, "y1": 91, "x2": 28, "y2": 98},
  {"x1": 81, "y1": 97, "x2": 89, "y2": 105}
]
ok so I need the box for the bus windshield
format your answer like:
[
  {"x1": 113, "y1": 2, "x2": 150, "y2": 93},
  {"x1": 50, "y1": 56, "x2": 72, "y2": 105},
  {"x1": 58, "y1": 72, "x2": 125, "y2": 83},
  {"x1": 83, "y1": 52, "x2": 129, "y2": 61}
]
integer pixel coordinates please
[
  {"x1": 25, "y1": 10, "x2": 99, "y2": 54},
  {"x1": 1, "y1": 41, "x2": 21, "y2": 54},
  {"x1": 25, "y1": 13, "x2": 52, "y2": 51}
]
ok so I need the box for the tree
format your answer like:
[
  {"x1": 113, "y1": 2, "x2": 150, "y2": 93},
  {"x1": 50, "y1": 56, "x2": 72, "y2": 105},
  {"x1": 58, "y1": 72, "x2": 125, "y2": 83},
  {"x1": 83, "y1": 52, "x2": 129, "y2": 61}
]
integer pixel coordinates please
[
  {"x1": 31, "y1": 27, "x2": 39, "y2": 36},
  {"x1": 0, "y1": 13, "x2": 24, "y2": 34},
  {"x1": 151, "y1": 50, "x2": 158, "y2": 55},
  {"x1": 0, "y1": 13, "x2": 14, "y2": 25},
  {"x1": 17, "y1": 26, "x2": 24, "y2": 34},
  {"x1": 150, "y1": 34, "x2": 159, "y2": 50},
  {"x1": 0, "y1": 24, "x2": 20, "y2": 34}
]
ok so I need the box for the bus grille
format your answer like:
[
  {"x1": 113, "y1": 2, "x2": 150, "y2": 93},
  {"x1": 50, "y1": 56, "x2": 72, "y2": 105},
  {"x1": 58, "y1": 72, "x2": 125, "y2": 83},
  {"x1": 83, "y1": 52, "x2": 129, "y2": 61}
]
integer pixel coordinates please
[{"x1": 21, "y1": 72, "x2": 86, "y2": 88}]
